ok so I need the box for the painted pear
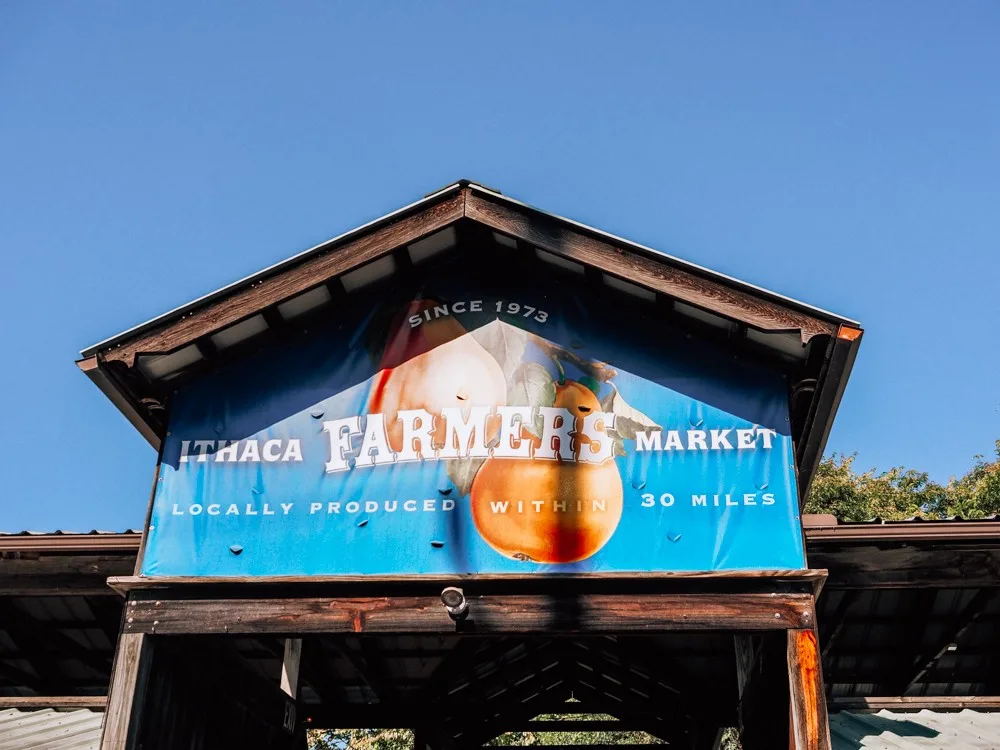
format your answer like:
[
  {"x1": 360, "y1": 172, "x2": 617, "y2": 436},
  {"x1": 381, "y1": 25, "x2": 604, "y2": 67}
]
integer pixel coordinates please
[{"x1": 367, "y1": 299, "x2": 507, "y2": 454}]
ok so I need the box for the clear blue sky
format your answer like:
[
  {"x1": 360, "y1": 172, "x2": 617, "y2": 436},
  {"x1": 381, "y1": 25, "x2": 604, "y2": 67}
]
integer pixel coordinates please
[{"x1": 1, "y1": 3, "x2": 998, "y2": 532}]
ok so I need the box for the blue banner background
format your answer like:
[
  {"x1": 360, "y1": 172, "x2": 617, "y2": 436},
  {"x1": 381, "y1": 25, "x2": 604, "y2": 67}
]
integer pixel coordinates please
[{"x1": 143, "y1": 265, "x2": 804, "y2": 576}]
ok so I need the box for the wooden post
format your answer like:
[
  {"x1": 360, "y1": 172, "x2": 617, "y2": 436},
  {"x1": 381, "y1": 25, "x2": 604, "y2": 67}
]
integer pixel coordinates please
[
  {"x1": 787, "y1": 629, "x2": 831, "y2": 750},
  {"x1": 100, "y1": 632, "x2": 150, "y2": 750}
]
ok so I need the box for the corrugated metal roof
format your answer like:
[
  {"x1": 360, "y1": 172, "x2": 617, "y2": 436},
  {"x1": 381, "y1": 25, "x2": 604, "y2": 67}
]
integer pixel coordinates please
[
  {"x1": 0, "y1": 709, "x2": 102, "y2": 750},
  {"x1": 831, "y1": 710, "x2": 1000, "y2": 749}
]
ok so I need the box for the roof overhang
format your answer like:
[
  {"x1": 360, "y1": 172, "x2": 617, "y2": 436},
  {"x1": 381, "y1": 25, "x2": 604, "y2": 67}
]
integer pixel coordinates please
[{"x1": 76, "y1": 180, "x2": 863, "y2": 501}]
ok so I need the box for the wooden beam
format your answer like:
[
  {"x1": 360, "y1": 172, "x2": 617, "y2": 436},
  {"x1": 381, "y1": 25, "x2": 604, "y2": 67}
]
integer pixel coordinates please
[
  {"x1": 0, "y1": 553, "x2": 134, "y2": 596},
  {"x1": 101, "y1": 191, "x2": 466, "y2": 367},
  {"x1": 0, "y1": 695, "x2": 107, "y2": 709},
  {"x1": 787, "y1": 630, "x2": 831, "y2": 750},
  {"x1": 123, "y1": 592, "x2": 815, "y2": 635},
  {"x1": 100, "y1": 632, "x2": 149, "y2": 750},
  {"x1": 465, "y1": 190, "x2": 837, "y2": 344},
  {"x1": 107, "y1": 569, "x2": 826, "y2": 592},
  {"x1": 810, "y1": 543, "x2": 1000, "y2": 589}
]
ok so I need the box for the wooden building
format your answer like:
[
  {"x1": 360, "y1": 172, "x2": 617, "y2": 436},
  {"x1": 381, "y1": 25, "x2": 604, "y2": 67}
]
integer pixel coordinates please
[{"x1": 5, "y1": 182, "x2": 992, "y2": 749}]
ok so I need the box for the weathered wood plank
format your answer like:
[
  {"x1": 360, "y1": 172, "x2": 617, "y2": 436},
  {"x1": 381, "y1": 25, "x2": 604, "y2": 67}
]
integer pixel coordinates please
[
  {"x1": 787, "y1": 629, "x2": 831, "y2": 750},
  {"x1": 108, "y1": 569, "x2": 826, "y2": 593},
  {"x1": 811, "y1": 543, "x2": 1000, "y2": 589},
  {"x1": 466, "y1": 192, "x2": 837, "y2": 343},
  {"x1": 102, "y1": 191, "x2": 465, "y2": 366},
  {"x1": 123, "y1": 592, "x2": 815, "y2": 635},
  {"x1": 0, "y1": 695, "x2": 108, "y2": 709},
  {"x1": 0, "y1": 553, "x2": 135, "y2": 596},
  {"x1": 100, "y1": 632, "x2": 148, "y2": 750}
]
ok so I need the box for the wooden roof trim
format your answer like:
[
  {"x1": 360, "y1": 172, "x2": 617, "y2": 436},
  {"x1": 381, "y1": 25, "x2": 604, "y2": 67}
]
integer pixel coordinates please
[
  {"x1": 85, "y1": 181, "x2": 857, "y2": 368},
  {"x1": 466, "y1": 190, "x2": 839, "y2": 344},
  {"x1": 97, "y1": 189, "x2": 465, "y2": 367},
  {"x1": 77, "y1": 356, "x2": 162, "y2": 448},
  {"x1": 81, "y1": 181, "x2": 467, "y2": 358},
  {"x1": 469, "y1": 184, "x2": 859, "y2": 326}
]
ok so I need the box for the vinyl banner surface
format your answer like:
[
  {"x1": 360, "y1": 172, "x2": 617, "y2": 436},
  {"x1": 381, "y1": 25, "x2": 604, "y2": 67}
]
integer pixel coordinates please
[{"x1": 143, "y1": 266, "x2": 805, "y2": 576}]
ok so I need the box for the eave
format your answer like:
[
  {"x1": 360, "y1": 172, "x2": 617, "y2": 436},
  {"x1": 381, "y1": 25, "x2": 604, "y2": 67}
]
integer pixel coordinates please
[{"x1": 76, "y1": 180, "x2": 863, "y2": 501}]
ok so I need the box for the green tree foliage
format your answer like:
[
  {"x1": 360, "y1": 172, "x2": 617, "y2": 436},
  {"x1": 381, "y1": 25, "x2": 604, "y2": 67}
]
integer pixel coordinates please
[
  {"x1": 309, "y1": 722, "x2": 743, "y2": 749},
  {"x1": 805, "y1": 441, "x2": 1000, "y2": 521},
  {"x1": 310, "y1": 728, "x2": 414, "y2": 750},
  {"x1": 487, "y1": 713, "x2": 662, "y2": 746}
]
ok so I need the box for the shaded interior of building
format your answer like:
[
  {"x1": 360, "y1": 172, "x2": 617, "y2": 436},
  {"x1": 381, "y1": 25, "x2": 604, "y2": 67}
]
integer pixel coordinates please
[{"x1": 2, "y1": 519, "x2": 999, "y2": 748}]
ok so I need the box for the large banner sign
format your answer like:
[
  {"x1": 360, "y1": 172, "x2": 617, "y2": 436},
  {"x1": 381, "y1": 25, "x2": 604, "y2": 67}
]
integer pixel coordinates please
[{"x1": 143, "y1": 265, "x2": 804, "y2": 576}]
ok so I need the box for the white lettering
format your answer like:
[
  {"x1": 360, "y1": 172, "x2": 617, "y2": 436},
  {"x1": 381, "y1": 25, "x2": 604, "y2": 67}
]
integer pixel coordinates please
[
  {"x1": 579, "y1": 412, "x2": 616, "y2": 464},
  {"x1": 637, "y1": 431, "x2": 662, "y2": 452},
  {"x1": 282, "y1": 440, "x2": 303, "y2": 462},
  {"x1": 238, "y1": 440, "x2": 260, "y2": 463},
  {"x1": 215, "y1": 440, "x2": 239, "y2": 462},
  {"x1": 193, "y1": 440, "x2": 214, "y2": 463},
  {"x1": 710, "y1": 429, "x2": 733, "y2": 450},
  {"x1": 687, "y1": 431, "x2": 707, "y2": 451},
  {"x1": 437, "y1": 406, "x2": 491, "y2": 459},
  {"x1": 397, "y1": 409, "x2": 435, "y2": 462},
  {"x1": 323, "y1": 417, "x2": 361, "y2": 472},
  {"x1": 493, "y1": 406, "x2": 532, "y2": 458},
  {"x1": 355, "y1": 414, "x2": 395, "y2": 468},
  {"x1": 263, "y1": 439, "x2": 283, "y2": 462},
  {"x1": 535, "y1": 407, "x2": 575, "y2": 460}
]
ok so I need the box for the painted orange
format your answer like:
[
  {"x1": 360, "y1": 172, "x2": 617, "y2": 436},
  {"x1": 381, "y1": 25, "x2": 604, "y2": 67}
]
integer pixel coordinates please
[
  {"x1": 471, "y1": 379, "x2": 623, "y2": 563},
  {"x1": 470, "y1": 457, "x2": 623, "y2": 563}
]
